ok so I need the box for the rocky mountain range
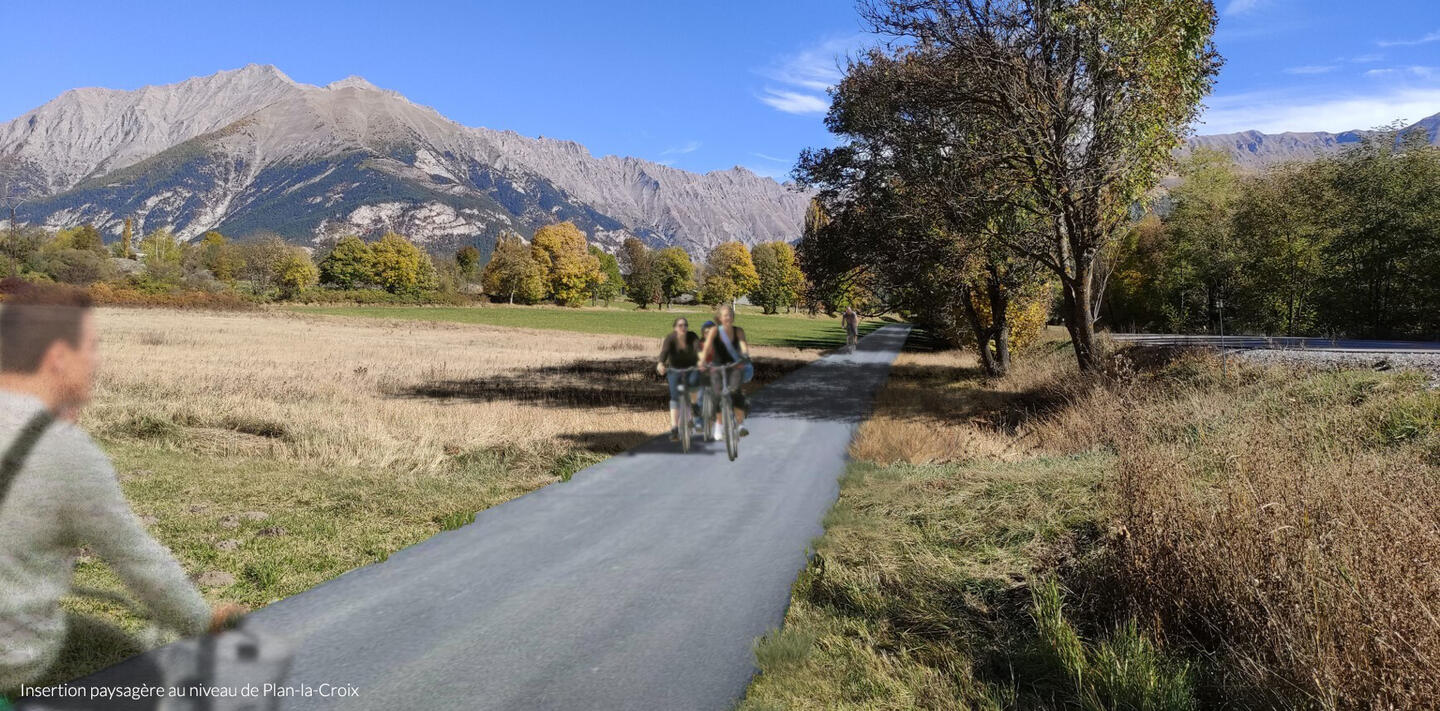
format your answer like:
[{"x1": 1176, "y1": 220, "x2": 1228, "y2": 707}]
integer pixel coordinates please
[
  {"x1": 1185, "y1": 112, "x2": 1440, "y2": 169},
  {"x1": 0, "y1": 65, "x2": 811, "y2": 255}
]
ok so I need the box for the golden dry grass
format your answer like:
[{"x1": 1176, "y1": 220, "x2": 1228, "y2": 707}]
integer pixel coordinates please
[
  {"x1": 756, "y1": 331, "x2": 1440, "y2": 709},
  {"x1": 85, "y1": 308, "x2": 811, "y2": 471}
]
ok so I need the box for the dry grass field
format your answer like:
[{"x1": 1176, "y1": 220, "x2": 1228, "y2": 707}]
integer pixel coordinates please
[
  {"x1": 744, "y1": 334, "x2": 1440, "y2": 709},
  {"x1": 55, "y1": 307, "x2": 815, "y2": 682}
]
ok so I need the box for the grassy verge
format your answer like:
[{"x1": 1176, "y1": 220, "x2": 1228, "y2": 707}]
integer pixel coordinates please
[
  {"x1": 743, "y1": 336, "x2": 1440, "y2": 709},
  {"x1": 287, "y1": 303, "x2": 884, "y2": 350}
]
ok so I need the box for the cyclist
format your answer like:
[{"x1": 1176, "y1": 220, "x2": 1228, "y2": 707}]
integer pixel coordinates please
[
  {"x1": 699, "y1": 304, "x2": 753, "y2": 439},
  {"x1": 842, "y1": 307, "x2": 860, "y2": 349},
  {"x1": 655, "y1": 317, "x2": 701, "y2": 441},
  {"x1": 0, "y1": 282, "x2": 243, "y2": 701}
]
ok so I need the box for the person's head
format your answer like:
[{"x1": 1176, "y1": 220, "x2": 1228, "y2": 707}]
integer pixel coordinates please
[
  {"x1": 701, "y1": 320, "x2": 715, "y2": 337},
  {"x1": 716, "y1": 304, "x2": 735, "y2": 326},
  {"x1": 0, "y1": 280, "x2": 98, "y2": 412},
  {"x1": 672, "y1": 316, "x2": 690, "y2": 336}
]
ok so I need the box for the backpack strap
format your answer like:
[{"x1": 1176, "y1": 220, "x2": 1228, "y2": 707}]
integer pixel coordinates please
[{"x1": 0, "y1": 411, "x2": 55, "y2": 506}]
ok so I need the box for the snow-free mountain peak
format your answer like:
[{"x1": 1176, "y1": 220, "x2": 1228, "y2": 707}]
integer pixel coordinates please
[
  {"x1": 2, "y1": 67, "x2": 811, "y2": 256},
  {"x1": 1186, "y1": 111, "x2": 1440, "y2": 169}
]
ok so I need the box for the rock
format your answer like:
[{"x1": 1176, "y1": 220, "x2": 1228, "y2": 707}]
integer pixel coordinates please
[
  {"x1": 218, "y1": 515, "x2": 240, "y2": 529},
  {"x1": 196, "y1": 571, "x2": 236, "y2": 588},
  {"x1": 256, "y1": 526, "x2": 287, "y2": 538}
]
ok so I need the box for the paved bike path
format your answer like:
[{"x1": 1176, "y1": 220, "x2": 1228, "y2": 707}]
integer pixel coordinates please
[{"x1": 24, "y1": 324, "x2": 910, "y2": 711}]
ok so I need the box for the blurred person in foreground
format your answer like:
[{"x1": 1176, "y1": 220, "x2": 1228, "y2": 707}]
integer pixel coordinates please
[{"x1": 0, "y1": 281, "x2": 242, "y2": 702}]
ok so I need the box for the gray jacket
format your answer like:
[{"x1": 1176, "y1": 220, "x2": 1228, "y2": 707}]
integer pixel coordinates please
[{"x1": 0, "y1": 390, "x2": 209, "y2": 689}]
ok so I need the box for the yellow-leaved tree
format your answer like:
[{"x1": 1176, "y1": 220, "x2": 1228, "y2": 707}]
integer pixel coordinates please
[
  {"x1": 530, "y1": 222, "x2": 601, "y2": 307},
  {"x1": 369, "y1": 232, "x2": 427, "y2": 295},
  {"x1": 699, "y1": 241, "x2": 760, "y2": 306}
]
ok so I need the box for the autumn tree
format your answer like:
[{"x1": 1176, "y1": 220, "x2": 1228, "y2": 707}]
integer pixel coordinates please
[
  {"x1": 531, "y1": 222, "x2": 601, "y2": 307},
  {"x1": 858, "y1": 0, "x2": 1221, "y2": 370},
  {"x1": 140, "y1": 228, "x2": 186, "y2": 285},
  {"x1": 369, "y1": 232, "x2": 428, "y2": 295},
  {"x1": 482, "y1": 231, "x2": 547, "y2": 304},
  {"x1": 619, "y1": 237, "x2": 660, "y2": 308},
  {"x1": 652, "y1": 247, "x2": 695, "y2": 309},
  {"x1": 275, "y1": 249, "x2": 319, "y2": 298},
  {"x1": 56, "y1": 224, "x2": 105, "y2": 254},
  {"x1": 189, "y1": 231, "x2": 244, "y2": 283},
  {"x1": 119, "y1": 218, "x2": 134, "y2": 259},
  {"x1": 750, "y1": 241, "x2": 804, "y2": 314},
  {"x1": 238, "y1": 234, "x2": 292, "y2": 295},
  {"x1": 699, "y1": 241, "x2": 759, "y2": 306},
  {"x1": 319, "y1": 235, "x2": 375, "y2": 289},
  {"x1": 456, "y1": 245, "x2": 481, "y2": 280},
  {"x1": 588, "y1": 245, "x2": 623, "y2": 306}
]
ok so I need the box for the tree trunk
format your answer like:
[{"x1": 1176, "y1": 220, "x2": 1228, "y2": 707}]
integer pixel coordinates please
[
  {"x1": 1060, "y1": 268, "x2": 1100, "y2": 373},
  {"x1": 987, "y1": 271, "x2": 1011, "y2": 375},
  {"x1": 959, "y1": 287, "x2": 1002, "y2": 377}
]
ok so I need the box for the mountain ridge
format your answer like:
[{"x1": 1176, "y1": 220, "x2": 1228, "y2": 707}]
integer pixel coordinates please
[
  {"x1": 0, "y1": 65, "x2": 809, "y2": 256},
  {"x1": 1186, "y1": 112, "x2": 1440, "y2": 169}
]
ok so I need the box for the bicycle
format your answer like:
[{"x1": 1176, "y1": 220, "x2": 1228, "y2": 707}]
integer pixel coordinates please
[
  {"x1": 705, "y1": 361, "x2": 749, "y2": 462},
  {"x1": 668, "y1": 367, "x2": 705, "y2": 454},
  {"x1": 16, "y1": 588, "x2": 293, "y2": 711}
]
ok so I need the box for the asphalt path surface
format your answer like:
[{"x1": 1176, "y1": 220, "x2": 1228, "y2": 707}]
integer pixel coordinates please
[
  {"x1": 1111, "y1": 333, "x2": 1440, "y2": 353},
  {"x1": 21, "y1": 324, "x2": 911, "y2": 711}
]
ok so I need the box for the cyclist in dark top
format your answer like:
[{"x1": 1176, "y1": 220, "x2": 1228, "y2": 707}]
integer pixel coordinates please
[
  {"x1": 699, "y1": 304, "x2": 753, "y2": 438},
  {"x1": 656, "y1": 317, "x2": 701, "y2": 441}
]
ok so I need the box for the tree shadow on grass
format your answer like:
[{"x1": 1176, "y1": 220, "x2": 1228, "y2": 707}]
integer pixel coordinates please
[
  {"x1": 765, "y1": 321, "x2": 889, "y2": 351},
  {"x1": 870, "y1": 360, "x2": 1076, "y2": 434},
  {"x1": 385, "y1": 356, "x2": 815, "y2": 414}
]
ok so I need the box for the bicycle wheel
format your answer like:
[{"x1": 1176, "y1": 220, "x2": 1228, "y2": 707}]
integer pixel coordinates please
[
  {"x1": 678, "y1": 387, "x2": 692, "y2": 453},
  {"x1": 702, "y1": 386, "x2": 716, "y2": 442},
  {"x1": 723, "y1": 397, "x2": 738, "y2": 461}
]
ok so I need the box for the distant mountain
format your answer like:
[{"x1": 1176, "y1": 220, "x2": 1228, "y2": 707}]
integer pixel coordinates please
[
  {"x1": 0, "y1": 65, "x2": 810, "y2": 255},
  {"x1": 1185, "y1": 112, "x2": 1440, "y2": 169}
]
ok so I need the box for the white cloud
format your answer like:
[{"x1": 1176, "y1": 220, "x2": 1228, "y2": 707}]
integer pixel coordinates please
[
  {"x1": 1378, "y1": 29, "x2": 1440, "y2": 47},
  {"x1": 751, "y1": 152, "x2": 791, "y2": 163},
  {"x1": 756, "y1": 35, "x2": 871, "y2": 115},
  {"x1": 1197, "y1": 87, "x2": 1440, "y2": 134},
  {"x1": 1351, "y1": 53, "x2": 1383, "y2": 63},
  {"x1": 1224, "y1": 0, "x2": 1266, "y2": 15},
  {"x1": 1284, "y1": 65, "x2": 1336, "y2": 75},
  {"x1": 1365, "y1": 66, "x2": 1440, "y2": 80},
  {"x1": 758, "y1": 89, "x2": 830, "y2": 115},
  {"x1": 661, "y1": 141, "x2": 701, "y2": 156}
]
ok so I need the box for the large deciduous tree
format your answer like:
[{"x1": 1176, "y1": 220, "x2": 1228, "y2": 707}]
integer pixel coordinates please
[
  {"x1": 588, "y1": 245, "x2": 623, "y2": 306},
  {"x1": 618, "y1": 237, "x2": 661, "y2": 308},
  {"x1": 652, "y1": 247, "x2": 695, "y2": 309},
  {"x1": 699, "y1": 242, "x2": 759, "y2": 306},
  {"x1": 750, "y1": 241, "x2": 804, "y2": 314},
  {"x1": 482, "y1": 231, "x2": 547, "y2": 304},
  {"x1": 369, "y1": 232, "x2": 428, "y2": 295},
  {"x1": 318, "y1": 235, "x2": 375, "y2": 289},
  {"x1": 859, "y1": 0, "x2": 1221, "y2": 371},
  {"x1": 531, "y1": 221, "x2": 602, "y2": 307}
]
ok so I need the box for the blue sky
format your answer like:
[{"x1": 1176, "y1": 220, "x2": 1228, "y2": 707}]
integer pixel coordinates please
[{"x1": 1, "y1": 0, "x2": 1437, "y2": 180}]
